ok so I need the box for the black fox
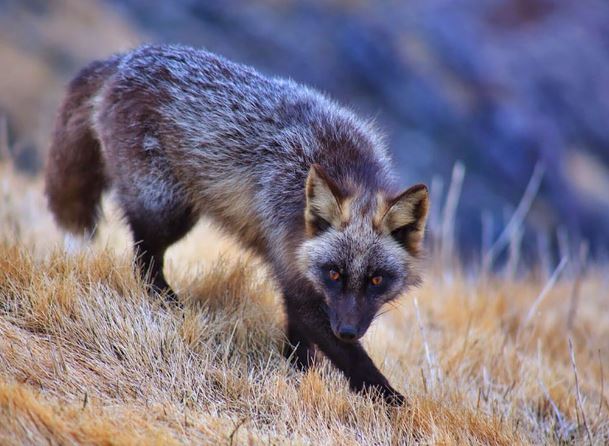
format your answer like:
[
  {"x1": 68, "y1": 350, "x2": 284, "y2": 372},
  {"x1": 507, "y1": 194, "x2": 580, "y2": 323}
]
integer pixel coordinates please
[{"x1": 45, "y1": 44, "x2": 429, "y2": 404}]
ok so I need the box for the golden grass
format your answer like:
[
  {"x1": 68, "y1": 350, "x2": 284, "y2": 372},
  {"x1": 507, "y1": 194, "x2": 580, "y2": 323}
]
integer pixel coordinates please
[{"x1": 0, "y1": 162, "x2": 607, "y2": 445}]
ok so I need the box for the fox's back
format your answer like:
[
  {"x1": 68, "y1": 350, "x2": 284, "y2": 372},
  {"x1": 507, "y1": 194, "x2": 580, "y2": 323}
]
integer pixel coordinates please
[{"x1": 92, "y1": 45, "x2": 394, "y2": 253}]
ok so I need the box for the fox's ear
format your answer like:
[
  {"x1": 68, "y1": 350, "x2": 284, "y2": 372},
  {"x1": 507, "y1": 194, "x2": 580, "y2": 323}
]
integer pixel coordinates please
[
  {"x1": 382, "y1": 184, "x2": 429, "y2": 255},
  {"x1": 304, "y1": 164, "x2": 345, "y2": 236}
]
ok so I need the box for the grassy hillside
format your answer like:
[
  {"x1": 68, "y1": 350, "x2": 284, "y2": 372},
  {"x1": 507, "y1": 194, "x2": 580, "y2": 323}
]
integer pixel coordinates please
[{"x1": 0, "y1": 161, "x2": 607, "y2": 445}]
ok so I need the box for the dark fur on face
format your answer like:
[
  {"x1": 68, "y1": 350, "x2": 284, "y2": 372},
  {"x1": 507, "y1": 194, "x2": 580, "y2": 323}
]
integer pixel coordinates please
[{"x1": 299, "y1": 164, "x2": 429, "y2": 342}]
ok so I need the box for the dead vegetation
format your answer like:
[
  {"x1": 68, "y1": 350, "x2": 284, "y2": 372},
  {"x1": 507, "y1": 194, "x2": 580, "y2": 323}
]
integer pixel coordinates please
[{"x1": 0, "y1": 161, "x2": 608, "y2": 445}]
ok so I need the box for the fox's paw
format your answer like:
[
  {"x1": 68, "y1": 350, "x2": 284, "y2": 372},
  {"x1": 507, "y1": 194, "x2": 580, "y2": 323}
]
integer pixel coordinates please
[
  {"x1": 149, "y1": 286, "x2": 183, "y2": 310},
  {"x1": 362, "y1": 383, "x2": 405, "y2": 406},
  {"x1": 163, "y1": 291, "x2": 183, "y2": 310},
  {"x1": 379, "y1": 385, "x2": 405, "y2": 406}
]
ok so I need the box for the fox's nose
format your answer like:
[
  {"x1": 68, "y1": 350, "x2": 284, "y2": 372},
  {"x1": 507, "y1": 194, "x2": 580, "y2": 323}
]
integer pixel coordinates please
[{"x1": 337, "y1": 325, "x2": 357, "y2": 342}]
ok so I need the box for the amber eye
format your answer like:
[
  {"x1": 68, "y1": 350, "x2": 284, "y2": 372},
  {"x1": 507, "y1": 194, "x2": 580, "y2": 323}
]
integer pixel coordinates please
[
  {"x1": 370, "y1": 276, "x2": 383, "y2": 286},
  {"x1": 328, "y1": 269, "x2": 341, "y2": 281}
]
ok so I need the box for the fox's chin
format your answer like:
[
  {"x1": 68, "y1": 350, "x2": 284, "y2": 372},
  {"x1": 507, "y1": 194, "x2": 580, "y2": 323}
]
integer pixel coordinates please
[{"x1": 335, "y1": 335, "x2": 360, "y2": 344}]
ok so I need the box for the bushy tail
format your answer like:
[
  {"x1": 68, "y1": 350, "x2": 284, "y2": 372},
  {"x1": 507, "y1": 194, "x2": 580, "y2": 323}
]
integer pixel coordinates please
[{"x1": 45, "y1": 57, "x2": 120, "y2": 236}]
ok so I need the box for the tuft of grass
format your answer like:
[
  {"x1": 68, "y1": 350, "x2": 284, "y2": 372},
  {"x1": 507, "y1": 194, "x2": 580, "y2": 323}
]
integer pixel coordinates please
[{"x1": 0, "y1": 161, "x2": 608, "y2": 445}]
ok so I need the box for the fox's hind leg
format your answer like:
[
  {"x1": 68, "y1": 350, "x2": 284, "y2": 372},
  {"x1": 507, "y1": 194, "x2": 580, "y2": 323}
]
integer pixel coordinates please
[
  {"x1": 92, "y1": 76, "x2": 198, "y2": 304},
  {"x1": 127, "y1": 205, "x2": 196, "y2": 303},
  {"x1": 119, "y1": 181, "x2": 197, "y2": 304}
]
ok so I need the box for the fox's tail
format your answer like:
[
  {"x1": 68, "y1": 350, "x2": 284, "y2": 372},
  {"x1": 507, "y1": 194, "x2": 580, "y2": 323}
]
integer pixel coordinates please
[{"x1": 45, "y1": 57, "x2": 120, "y2": 236}]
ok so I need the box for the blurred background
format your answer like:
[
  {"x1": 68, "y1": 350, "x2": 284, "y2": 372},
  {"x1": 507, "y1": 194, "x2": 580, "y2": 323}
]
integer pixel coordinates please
[{"x1": 1, "y1": 0, "x2": 609, "y2": 266}]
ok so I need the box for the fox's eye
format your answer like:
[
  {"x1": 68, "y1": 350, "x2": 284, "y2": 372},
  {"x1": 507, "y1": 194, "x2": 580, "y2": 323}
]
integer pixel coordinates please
[
  {"x1": 370, "y1": 276, "x2": 383, "y2": 286},
  {"x1": 328, "y1": 269, "x2": 341, "y2": 281}
]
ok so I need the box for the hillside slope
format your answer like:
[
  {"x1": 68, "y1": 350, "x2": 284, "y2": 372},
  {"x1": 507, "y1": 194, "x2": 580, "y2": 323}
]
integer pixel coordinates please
[{"x1": 0, "y1": 162, "x2": 608, "y2": 444}]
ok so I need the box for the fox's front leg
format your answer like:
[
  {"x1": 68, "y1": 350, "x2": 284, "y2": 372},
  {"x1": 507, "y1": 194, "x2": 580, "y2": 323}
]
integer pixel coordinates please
[
  {"x1": 283, "y1": 301, "x2": 316, "y2": 370},
  {"x1": 294, "y1": 299, "x2": 404, "y2": 405}
]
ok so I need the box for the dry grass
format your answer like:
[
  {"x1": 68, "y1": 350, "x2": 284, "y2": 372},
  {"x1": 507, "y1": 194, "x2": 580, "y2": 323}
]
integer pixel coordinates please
[{"x1": 0, "y1": 161, "x2": 608, "y2": 445}]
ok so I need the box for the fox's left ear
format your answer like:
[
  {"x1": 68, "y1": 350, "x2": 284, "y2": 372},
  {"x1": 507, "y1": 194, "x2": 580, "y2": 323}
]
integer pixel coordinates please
[{"x1": 381, "y1": 184, "x2": 429, "y2": 256}]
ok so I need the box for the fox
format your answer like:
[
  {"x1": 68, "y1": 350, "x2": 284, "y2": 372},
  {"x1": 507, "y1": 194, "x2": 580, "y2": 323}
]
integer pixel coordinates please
[{"x1": 45, "y1": 44, "x2": 429, "y2": 405}]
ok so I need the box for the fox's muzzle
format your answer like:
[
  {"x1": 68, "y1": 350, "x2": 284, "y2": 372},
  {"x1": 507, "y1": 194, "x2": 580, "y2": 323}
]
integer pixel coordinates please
[{"x1": 329, "y1": 295, "x2": 373, "y2": 343}]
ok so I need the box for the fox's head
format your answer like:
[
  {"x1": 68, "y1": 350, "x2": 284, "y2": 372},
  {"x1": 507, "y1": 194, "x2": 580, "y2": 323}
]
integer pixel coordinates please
[{"x1": 297, "y1": 164, "x2": 429, "y2": 342}]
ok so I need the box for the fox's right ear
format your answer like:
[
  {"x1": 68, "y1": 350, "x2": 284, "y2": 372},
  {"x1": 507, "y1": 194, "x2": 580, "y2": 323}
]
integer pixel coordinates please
[{"x1": 304, "y1": 164, "x2": 345, "y2": 237}]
